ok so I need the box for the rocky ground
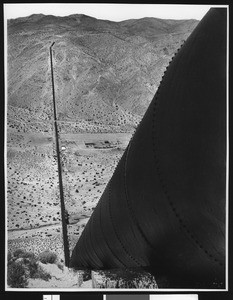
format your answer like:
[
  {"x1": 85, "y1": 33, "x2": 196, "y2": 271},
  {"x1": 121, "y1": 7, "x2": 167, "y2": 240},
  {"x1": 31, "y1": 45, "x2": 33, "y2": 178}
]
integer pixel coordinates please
[
  {"x1": 7, "y1": 114, "x2": 133, "y2": 263},
  {"x1": 27, "y1": 263, "x2": 86, "y2": 288},
  {"x1": 7, "y1": 117, "x2": 134, "y2": 288}
]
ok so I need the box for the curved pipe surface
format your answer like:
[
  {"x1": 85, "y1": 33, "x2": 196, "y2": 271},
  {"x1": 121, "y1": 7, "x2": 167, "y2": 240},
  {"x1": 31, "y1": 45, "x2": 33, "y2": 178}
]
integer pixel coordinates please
[{"x1": 70, "y1": 8, "x2": 227, "y2": 288}]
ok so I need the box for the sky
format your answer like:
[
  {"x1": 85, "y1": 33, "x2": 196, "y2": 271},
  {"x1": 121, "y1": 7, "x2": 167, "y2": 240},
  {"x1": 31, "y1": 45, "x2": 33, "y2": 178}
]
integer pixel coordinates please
[{"x1": 4, "y1": 3, "x2": 226, "y2": 21}]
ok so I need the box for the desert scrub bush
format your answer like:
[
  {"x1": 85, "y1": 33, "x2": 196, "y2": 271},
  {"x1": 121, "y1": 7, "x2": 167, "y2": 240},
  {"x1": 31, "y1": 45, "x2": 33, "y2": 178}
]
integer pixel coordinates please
[
  {"x1": 13, "y1": 249, "x2": 26, "y2": 258},
  {"x1": 11, "y1": 249, "x2": 36, "y2": 261},
  {"x1": 22, "y1": 258, "x2": 38, "y2": 278},
  {"x1": 7, "y1": 250, "x2": 53, "y2": 287},
  {"x1": 21, "y1": 257, "x2": 51, "y2": 281},
  {"x1": 20, "y1": 251, "x2": 36, "y2": 260},
  {"x1": 7, "y1": 261, "x2": 28, "y2": 288},
  {"x1": 32, "y1": 265, "x2": 51, "y2": 281},
  {"x1": 37, "y1": 250, "x2": 57, "y2": 264}
]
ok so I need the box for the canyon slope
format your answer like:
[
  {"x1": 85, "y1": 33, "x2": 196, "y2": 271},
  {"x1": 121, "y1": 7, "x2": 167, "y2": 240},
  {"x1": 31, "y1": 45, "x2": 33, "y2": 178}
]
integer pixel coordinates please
[{"x1": 7, "y1": 14, "x2": 198, "y2": 133}]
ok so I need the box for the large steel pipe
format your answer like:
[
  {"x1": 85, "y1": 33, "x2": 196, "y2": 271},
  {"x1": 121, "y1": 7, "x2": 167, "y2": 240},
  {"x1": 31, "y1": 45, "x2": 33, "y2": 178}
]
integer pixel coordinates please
[{"x1": 70, "y1": 8, "x2": 227, "y2": 288}]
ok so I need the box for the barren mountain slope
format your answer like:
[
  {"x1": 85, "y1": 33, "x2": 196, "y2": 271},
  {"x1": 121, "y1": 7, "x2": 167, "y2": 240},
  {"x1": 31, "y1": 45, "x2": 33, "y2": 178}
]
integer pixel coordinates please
[{"x1": 7, "y1": 14, "x2": 198, "y2": 132}]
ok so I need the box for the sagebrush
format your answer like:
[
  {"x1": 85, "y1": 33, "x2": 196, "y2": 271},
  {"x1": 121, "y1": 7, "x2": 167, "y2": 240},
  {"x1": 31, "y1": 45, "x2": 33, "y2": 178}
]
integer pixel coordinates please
[{"x1": 7, "y1": 249, "x2": 57, "y2": 288}]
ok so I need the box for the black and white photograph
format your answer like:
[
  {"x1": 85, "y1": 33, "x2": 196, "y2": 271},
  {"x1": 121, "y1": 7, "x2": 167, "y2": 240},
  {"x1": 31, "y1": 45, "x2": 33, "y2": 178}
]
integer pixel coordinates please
[{"x1": 4, "y1": 3, "x2": 229, "y2": 291}]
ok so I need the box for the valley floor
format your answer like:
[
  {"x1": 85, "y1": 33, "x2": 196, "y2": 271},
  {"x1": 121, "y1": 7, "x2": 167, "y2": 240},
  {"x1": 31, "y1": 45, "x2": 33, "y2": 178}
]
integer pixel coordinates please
[{"x1": 7, "y1": 126, "x2": 132, "y2": 262}]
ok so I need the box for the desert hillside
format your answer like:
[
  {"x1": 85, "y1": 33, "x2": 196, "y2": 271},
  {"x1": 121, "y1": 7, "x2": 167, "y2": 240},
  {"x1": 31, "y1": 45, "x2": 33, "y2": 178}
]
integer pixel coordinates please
[{"x1": 7, "y1": 13, "x2": 198, "y2": 132}]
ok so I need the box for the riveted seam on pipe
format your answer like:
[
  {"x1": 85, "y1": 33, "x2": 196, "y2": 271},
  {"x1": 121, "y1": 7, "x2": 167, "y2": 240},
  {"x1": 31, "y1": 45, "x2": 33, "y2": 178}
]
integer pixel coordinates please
[
  {"x1": 108, "y1": 179, "x2": 142, "y2": 267},
  {"x1": 151, "y1": 43, "x2": 224, "y2": 268},
  {"x1": 99, "y1": 198, "x2": 126, "y2": 268},
  {"x1": 124, "y1": 140, "x2": 158, "y2": 254},
  {"x1": 88, "y1": 213, "x2": 106, "y2": 268}
]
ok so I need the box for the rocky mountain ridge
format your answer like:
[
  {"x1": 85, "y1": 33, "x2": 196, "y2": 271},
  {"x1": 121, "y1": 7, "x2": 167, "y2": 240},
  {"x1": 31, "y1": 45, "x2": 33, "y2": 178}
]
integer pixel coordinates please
[{"x1": 7, "y1": 13, "x2": 199, "y2": 132}]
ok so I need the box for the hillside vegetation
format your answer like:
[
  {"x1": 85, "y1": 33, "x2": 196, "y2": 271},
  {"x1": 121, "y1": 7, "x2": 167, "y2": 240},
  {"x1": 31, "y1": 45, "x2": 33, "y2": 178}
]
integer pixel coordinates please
[{"x1": 7, "y1": 13, "x2": 198, "y2": 133}]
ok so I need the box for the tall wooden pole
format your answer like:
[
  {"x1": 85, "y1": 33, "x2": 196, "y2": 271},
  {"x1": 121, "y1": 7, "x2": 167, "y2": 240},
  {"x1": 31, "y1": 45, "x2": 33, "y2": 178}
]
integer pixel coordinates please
[{"x1": 50, "y1": 42, "x2": 70, "y2": 267}]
